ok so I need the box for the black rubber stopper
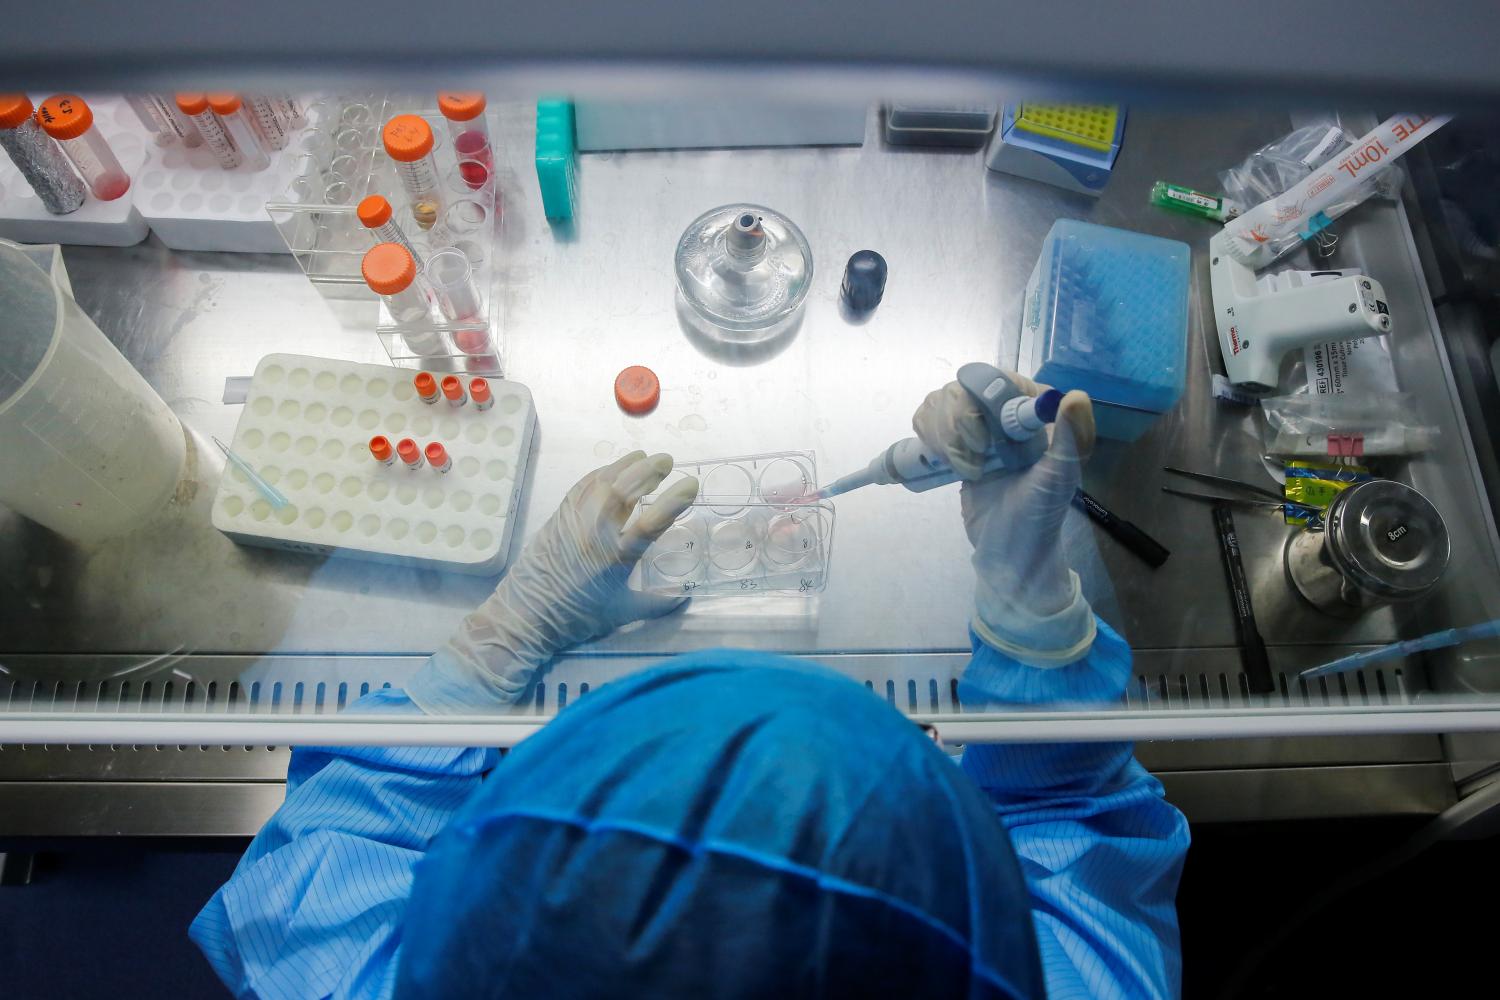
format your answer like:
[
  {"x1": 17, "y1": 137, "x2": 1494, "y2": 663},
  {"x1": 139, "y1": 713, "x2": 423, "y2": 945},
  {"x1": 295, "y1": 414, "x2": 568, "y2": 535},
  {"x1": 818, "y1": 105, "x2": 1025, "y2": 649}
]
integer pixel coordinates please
[{"x1": 841, "y1": 250, "x2": 887, "y2": 312}]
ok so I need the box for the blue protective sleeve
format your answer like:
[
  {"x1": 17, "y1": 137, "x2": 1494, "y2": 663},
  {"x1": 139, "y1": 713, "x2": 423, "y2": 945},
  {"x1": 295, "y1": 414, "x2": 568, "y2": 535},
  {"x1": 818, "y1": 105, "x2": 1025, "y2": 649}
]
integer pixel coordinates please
[
  {"x1": 189, "y1": 689, "x2": 497, "y2": 1000},
  {"x1": 959, "y1": 619, "x2": 1190, "y2": 1000}
]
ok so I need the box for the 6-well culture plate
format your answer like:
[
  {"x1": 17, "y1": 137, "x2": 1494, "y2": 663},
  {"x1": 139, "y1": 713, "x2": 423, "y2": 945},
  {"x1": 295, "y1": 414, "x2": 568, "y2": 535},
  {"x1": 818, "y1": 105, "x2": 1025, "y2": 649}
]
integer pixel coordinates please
[
  {"x1": 212, "y1": 354, "x2": 535, "y2": 574},
  {"x1": 631, "y1": 451, "x2": 835, "y2": 596}
]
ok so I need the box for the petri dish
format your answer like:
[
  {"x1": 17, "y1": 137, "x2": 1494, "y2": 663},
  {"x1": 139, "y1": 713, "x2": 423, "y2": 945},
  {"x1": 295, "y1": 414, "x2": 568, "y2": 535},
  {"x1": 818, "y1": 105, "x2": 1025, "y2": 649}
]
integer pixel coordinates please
[
  {"x1": 756, "y1": 457, "x2": 815, "y2": 507},
  {"x1": 764, "y1": 510, "x2": 822, "y2": 567},
  {"x1": 700, "y1": 464, "x2": 754, "y2": 517},
  {"x1": 650, "y1": 524, "x2": 706, "y2": 579},
  {"x1": 709, "y1": 519, "x2": 760, "y2": 574}
]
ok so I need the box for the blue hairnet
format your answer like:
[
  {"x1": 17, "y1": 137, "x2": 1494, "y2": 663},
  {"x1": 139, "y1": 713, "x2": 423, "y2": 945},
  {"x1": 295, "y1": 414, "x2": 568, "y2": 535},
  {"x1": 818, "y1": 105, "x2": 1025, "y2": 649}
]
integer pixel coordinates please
[{"x1": 397, "y1": 650, "x2": 1043, "y2": 999}]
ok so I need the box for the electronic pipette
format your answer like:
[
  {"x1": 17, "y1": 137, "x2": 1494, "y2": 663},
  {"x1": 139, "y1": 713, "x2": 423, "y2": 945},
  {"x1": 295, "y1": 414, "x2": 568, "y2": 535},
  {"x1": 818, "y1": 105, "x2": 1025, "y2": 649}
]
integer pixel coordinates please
[{"x1": 811, "y1": 364, "x2": 1062, "y2": 500}]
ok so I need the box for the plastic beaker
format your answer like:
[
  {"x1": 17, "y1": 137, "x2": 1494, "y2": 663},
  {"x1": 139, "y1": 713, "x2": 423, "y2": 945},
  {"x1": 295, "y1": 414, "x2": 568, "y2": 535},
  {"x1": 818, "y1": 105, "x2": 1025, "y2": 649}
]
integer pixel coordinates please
[{"x1": 0, "y1": 241, "x2": 186, "y2": 542}]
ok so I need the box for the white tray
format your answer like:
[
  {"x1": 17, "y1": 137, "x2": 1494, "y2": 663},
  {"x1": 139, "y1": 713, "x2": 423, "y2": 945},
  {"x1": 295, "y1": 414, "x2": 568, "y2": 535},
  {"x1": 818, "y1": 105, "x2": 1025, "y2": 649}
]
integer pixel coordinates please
[
  {"x1": 0, "y1": 95, "x2": 149, "y2": 247},
  {"x1": 134, "y1": 98, "x2": 325, "y2": 253},
  {"x1": 212, "y1": 354, "x2": 536, "y2": 574}
]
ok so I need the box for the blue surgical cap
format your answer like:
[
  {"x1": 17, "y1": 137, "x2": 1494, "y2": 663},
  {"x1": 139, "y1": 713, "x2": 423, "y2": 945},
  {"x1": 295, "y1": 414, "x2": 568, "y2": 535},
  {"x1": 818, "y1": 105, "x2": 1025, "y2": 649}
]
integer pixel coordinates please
[{"x1": 397, "y1": 650, "x2": 1043, "y2": 999}]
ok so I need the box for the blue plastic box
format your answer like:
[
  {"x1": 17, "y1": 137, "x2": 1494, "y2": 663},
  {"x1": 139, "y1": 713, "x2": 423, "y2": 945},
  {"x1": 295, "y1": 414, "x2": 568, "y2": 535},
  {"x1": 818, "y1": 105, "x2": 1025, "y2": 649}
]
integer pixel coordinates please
[{"x1": 1017, "y1": 220, "x2": 1191, "y2": 440}]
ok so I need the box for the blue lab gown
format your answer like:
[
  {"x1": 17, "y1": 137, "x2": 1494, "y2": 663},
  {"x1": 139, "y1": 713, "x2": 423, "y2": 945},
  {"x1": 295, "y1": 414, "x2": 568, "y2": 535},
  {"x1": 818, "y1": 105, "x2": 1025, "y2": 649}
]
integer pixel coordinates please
[{"x1": 191, "y1": 618, "x2": 1188, "y2": 999}]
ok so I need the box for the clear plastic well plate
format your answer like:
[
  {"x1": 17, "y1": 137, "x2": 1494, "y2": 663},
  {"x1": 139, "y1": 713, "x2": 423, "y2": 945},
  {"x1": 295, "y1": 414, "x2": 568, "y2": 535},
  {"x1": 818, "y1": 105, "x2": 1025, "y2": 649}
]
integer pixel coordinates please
[{"x1": 630, "y1": 451, "x2": 835, "y2": 596}]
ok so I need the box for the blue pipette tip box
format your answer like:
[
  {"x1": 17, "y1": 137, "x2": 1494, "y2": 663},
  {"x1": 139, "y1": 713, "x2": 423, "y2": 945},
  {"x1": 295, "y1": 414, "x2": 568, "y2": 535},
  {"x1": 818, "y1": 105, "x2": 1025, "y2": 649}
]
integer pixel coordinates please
[{"x1": 1017, "y1": 219, "x2": 1191, "y2": 441}]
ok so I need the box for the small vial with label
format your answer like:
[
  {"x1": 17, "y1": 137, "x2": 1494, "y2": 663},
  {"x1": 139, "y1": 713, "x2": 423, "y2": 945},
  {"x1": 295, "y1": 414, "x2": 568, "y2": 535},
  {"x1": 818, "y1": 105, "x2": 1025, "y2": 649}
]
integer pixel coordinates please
[
  {"x1": 0, "y1": 94, "x2": 86, "y2": 214},
  {"x1": 207, "y1": 94, "x2": 271, "y2": 171},
  {"x1": 425, "y1": 442, "x2": 452, "y2": 473},
  {"x1": 357, "y1": 195, "x2": 422, "y2": 263},
  {"x1": 177, "y1": 94, "x2": 240, "y2": 168},
  {"x1": 397, "y1": 438, "x2": 423, "y2": 470},
  {"x1": 370, "y1": 435, "x2": 396, "y2": 466},
  {"x1": 362, "y1": 243, "x2": 431, "y2": 327},
  {"x1": 414, "y1": 372, "x2": 440, "y2": 404},
  {"x1": 382, "y1": 114, "x2": 443, "y2": 230},
  {"x1": 437, "y1": 92, "x2": 492, "y2": 189},
  {"x1": 440, "y1": 375, "x2": 467, "y2": 408},
  {"x1": 470, "y1": 378, "x2": 493, "y2": 411},
  {"x1": 36, "y1": 94, "x2": 131, "y2": 201}
]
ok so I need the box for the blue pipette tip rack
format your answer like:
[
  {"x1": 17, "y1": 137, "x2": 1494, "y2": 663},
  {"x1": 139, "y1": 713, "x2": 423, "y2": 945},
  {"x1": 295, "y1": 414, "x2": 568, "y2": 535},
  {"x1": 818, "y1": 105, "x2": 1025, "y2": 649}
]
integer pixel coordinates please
[{"x1": 1018, "y1": 220, "x2": 1190, "y2": 440}]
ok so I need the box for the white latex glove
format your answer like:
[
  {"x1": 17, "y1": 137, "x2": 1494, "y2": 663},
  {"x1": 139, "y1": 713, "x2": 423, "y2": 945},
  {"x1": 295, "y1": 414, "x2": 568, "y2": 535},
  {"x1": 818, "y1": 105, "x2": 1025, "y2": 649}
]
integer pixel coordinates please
[
  {"x1": 913, "y1": 372, "x2": 1098, "y2": 666},
  {"x1": 407, "y1": 452, "x2": 700, "y2": 713}
]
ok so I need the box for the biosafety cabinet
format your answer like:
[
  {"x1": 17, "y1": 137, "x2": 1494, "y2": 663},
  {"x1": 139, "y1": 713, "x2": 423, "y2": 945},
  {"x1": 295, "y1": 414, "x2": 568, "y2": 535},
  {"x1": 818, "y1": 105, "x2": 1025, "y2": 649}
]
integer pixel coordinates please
[{"x1": 3, "y1": 0, "x2": 1500, "y2": 836}]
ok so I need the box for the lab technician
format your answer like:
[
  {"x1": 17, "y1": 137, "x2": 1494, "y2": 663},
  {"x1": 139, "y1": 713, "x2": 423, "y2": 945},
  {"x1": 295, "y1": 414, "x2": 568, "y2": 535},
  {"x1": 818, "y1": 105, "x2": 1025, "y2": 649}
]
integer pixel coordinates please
[{"x1": 192, "y1": 374, "x2": 1189, "y2": 999}]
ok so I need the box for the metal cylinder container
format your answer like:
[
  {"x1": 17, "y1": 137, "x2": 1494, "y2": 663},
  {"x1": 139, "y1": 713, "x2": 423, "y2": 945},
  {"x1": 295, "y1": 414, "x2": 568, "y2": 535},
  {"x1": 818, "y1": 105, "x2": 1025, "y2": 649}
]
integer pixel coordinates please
[{"x1": 1285, "y1": 480, "x2": 1450, "y2": 616}]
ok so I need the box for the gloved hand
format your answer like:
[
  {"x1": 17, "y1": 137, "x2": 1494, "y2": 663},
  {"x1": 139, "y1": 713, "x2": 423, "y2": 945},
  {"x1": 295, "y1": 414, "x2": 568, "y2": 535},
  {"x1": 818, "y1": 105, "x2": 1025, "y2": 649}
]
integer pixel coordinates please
[
  {"x1": 913, "y1": 372, "x2": 1098, "y2": 666},
  {"x1": 408, "y1": 452, "x2": 700, "y2": 713}
]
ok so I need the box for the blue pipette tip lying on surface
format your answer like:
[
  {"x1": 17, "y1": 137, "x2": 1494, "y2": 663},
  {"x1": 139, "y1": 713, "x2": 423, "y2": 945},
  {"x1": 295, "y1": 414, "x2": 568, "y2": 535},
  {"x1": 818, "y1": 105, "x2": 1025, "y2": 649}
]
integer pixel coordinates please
[
  {"x1": 1298, "y1": 618, "x2": 1500, "y2": 680},
  {"x1": 213, "y1": 436, "x2": 290, "y2": 511}
]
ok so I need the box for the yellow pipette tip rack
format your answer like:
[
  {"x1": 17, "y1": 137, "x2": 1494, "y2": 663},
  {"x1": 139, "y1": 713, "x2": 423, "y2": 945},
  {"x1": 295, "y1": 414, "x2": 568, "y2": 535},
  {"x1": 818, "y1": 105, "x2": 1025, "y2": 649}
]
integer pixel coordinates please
[{"x1": 1013, "y1": 105, "x2": 1119, "y2": 154}]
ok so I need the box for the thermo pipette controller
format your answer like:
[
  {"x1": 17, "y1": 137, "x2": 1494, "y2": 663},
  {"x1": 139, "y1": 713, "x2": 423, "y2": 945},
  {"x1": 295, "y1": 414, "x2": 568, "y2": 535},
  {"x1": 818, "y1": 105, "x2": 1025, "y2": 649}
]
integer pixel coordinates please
[
  {"x1": 1210, "y1": 229, "x2": 1392, "y2": 393},
  {"x1": 816, "y1": 363, "x2": 1061, "y2": 499}
]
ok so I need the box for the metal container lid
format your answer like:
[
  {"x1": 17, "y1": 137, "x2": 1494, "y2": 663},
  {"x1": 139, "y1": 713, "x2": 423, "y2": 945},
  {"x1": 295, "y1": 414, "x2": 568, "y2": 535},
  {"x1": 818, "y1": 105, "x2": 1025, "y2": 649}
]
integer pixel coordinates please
[{"x1": 1325, "y1": 480, "x2": 1450, "y2": 600}]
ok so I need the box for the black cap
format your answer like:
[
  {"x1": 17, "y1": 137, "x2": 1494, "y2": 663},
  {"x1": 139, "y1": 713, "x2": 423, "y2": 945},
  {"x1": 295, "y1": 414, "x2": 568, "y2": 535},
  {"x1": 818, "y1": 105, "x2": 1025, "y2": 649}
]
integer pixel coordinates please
[{"x1": 841, "y1": 250, "x2": 887, "y2": 312}]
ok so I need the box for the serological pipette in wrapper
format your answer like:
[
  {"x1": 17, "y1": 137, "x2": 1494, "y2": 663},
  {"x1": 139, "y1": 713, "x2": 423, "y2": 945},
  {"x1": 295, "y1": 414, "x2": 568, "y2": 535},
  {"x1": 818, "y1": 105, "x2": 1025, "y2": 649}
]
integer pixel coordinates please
[
  {"x1": 1221, "y1": 113, "x2": 1450, "y2": 270},
  {"x1": 813, "y1": 363, "x2": 1062, "y2": 500}
]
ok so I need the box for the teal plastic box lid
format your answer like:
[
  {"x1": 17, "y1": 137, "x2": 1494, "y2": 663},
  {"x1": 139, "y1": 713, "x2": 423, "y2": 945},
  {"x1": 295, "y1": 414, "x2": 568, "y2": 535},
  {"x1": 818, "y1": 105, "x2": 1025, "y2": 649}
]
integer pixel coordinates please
[{"x1": 1018, "y1": 219, "x2": 1190, "y2": 416}]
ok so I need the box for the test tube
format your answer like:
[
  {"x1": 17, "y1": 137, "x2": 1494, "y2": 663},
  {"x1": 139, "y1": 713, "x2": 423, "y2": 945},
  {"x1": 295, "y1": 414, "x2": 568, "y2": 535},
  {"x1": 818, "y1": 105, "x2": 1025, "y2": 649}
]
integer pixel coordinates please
[
  {"x1": 158, "y1": 95, "x2": 204, "y2": 147},
  {"x1": 273, "y1": 95, "x2": 307, "y2": 130},
  {"x1": 207, "y1": 95, "x2": 271, "y2": 171},
  {"x1": 370, "y1": 435, "x2": 395, "y2": 467},
  {"x1": 138, "y1": 93, "x2": 204, "y2": 147},
  {"x1": 424, "y1": 442, "x2": 452, "y2": 473},
  {"x1": 381, "y1": 114, "x2": 443, "y2": 230},
  {"x1": 125, "y1": 94, "x2": 175, "y2": 145},
  {"x1": 397, "y1": 438, "x2": 423, "y2": 470},
  {"x1": 35, "y1": 94, "x2": 131, "y2": 201},
  {"x1": 470, "y1": 378, "x2": 493, "y2": 411},
  {"x1": 436, "y1": 92, "x2": 492, "y2": 191},
  {"x1": 440, "y1": 375, "x2": 467, "y2": 408},
  {"x1": 246, "y1": 95, "x2": 289, "y2": 151},
  {"x1": 425, "y1": 247, "x2": 483, "y2": 322},
  {"x1": 357, "y1": 195, "x2": 422, "y2": 263},
  {"x1": 414, "y1": 372, "x2": 440, "y2": 404},
  {"x1": 0, "y1": 94, "x2": 86, "y2": 214},
  {"x1": 177, "y1": 94, "x2": 240, "y2": 168},
  {"x1": 362, "y1": 243, "x2": 432, "y2": 327}
]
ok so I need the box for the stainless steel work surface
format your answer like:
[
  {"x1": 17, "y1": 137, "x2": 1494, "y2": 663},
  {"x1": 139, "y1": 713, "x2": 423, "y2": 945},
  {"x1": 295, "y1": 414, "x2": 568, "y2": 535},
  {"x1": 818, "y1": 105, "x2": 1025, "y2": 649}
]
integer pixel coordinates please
[{"x1": 2, "y1": 104, "x2": 1498, "y2": 752}]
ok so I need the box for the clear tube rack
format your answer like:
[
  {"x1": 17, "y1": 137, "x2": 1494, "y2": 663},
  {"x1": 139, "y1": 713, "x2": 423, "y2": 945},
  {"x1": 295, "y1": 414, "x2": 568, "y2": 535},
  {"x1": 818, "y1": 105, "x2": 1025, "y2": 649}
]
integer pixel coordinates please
[{"x1": 268, "y1": 98, "x2": 505, "y2": 376}]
